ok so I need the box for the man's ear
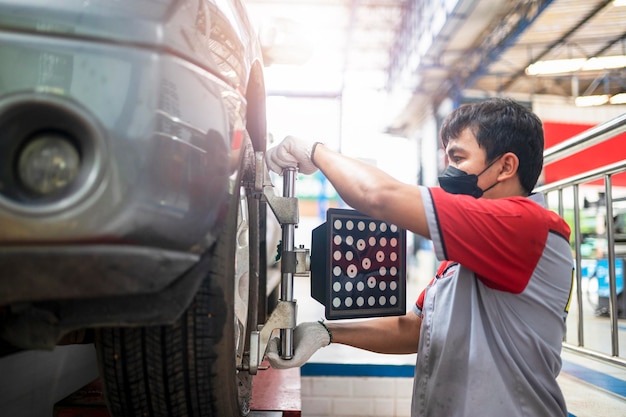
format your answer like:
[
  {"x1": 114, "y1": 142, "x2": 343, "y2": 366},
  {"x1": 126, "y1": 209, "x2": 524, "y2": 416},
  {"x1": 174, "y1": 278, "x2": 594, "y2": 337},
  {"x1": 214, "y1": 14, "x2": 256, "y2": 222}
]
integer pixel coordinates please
[{"x1": 498, "y1": 152, "x2": 519, "y2": 180}]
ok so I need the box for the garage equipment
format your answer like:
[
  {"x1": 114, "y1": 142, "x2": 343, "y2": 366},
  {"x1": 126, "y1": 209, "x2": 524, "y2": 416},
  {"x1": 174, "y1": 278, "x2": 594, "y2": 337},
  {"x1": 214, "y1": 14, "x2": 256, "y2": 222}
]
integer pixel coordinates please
[
  {"x1": 249, "y1": 158, "x2": 307, "y2": 373},
  {"x1": 311, "y1": 208, "x2": 406, "y2": 319},
  {"x1": 249, "y1": 155, "x2": 407, "y2": 372}
]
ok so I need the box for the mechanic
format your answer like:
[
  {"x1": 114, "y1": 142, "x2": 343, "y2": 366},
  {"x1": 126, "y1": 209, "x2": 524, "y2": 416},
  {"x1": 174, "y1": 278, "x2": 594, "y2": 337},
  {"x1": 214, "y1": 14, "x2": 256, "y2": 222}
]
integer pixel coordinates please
[{"x1": 264, "y1": 97, "x2": 574, "y2": 417}]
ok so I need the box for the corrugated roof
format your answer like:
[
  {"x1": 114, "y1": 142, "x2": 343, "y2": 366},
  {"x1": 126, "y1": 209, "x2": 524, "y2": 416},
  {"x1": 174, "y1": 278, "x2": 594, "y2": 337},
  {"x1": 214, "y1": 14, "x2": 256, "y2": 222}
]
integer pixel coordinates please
[{"x1": 244, "y1": 0, "x2": 626, "y2": 131}]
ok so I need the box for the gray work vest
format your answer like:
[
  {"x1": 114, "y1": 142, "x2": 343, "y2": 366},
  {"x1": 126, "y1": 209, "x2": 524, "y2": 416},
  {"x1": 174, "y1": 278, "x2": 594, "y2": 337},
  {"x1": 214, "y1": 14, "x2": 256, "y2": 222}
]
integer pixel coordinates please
[{"x1": 412, "y1": 189, "x2": 572, "y2": 417}]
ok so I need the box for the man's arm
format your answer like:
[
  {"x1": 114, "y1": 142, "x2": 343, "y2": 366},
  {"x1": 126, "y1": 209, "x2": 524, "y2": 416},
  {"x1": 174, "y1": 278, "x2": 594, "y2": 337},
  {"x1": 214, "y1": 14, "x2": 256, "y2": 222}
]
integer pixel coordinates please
[
  {"x1": 327, "y1": 311, "x2": 422, "y2": 354},
  {"x1": 313, "y1": 143, "x2": 431, "y2": 239},
  {"x1": 266, "y1": 311, "x2": 422, "y2": 369}
]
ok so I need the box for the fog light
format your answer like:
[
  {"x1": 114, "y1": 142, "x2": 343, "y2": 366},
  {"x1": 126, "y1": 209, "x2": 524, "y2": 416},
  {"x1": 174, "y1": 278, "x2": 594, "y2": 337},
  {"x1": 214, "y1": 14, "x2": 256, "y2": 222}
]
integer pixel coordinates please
[{"x1": 17, "y1": 133, "x2": 80, "y2": 195}]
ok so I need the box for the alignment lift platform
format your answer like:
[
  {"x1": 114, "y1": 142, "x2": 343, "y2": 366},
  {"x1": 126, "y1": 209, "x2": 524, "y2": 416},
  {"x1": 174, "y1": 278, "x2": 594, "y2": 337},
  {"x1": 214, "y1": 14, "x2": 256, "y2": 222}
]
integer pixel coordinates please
[{"x1": 53, "y1": 365, "x2": 301, "y2": 417}]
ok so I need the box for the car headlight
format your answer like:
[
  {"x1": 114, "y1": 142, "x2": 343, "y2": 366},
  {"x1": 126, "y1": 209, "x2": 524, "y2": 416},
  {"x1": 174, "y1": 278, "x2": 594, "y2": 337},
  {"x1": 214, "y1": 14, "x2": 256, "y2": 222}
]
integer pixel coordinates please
[{"x1": 17, "y1": 133, "x2": 81, "y2": 195}]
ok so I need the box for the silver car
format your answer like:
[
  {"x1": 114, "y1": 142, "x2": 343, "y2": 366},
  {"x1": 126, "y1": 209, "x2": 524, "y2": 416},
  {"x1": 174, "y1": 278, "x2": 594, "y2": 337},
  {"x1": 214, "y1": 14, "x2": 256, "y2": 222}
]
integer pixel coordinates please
[{"x1": 0, "y1": 1, "x2": 271, "y2": 415}]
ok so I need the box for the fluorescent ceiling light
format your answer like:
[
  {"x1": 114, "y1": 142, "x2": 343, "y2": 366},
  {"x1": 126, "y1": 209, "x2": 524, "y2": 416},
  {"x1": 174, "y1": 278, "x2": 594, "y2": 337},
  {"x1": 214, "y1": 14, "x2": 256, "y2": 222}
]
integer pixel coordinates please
[
  {"x1": 526, "y1": 58, "x2": 585, "y2": 75},
  {"x1": 575, "y1": 95, "x2": 609, "y2": 107},
  {"x1": 614, "y1": 0, "x2": 626, "y2": 6},
  {"x1": 609, "y1": 93, "x2": 626, "y2": 104},
  {"x1": 526, "y1": 55, "x2": 626, "y2": 75},
  {"x1": 582, "y1": 55, "x2": 626, "y2": 71}
]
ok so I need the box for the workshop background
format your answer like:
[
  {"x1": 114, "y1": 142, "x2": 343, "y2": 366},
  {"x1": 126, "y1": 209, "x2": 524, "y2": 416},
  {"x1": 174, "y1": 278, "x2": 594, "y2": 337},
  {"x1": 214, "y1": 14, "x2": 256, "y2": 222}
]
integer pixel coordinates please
[{"x1": 0, "y1": 0, "x2": 625, "y2": 416}]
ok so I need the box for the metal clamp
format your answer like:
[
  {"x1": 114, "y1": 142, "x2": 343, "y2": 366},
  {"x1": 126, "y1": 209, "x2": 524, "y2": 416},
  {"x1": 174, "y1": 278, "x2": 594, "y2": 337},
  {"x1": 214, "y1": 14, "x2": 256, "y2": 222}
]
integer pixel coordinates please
[
  {"x1": 246, "y1": 154, "x2": 312, "y2": 371},
  {"x1": 248, "y1": 300, "x2": 297, "y2": 375},
  {"x1": 253, "y1": 151, "x2": 298, "y2": 225}
]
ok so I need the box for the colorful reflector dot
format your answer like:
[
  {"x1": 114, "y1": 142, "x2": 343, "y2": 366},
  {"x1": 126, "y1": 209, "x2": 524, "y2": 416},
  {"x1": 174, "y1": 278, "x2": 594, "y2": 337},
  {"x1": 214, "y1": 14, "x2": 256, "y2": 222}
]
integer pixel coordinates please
[
  {"x1": 347, "y1": 264, "x2": 358, "y2": 278},
  {"x1": 367, "y1": 276, "x2": 377, "y2": 288}
]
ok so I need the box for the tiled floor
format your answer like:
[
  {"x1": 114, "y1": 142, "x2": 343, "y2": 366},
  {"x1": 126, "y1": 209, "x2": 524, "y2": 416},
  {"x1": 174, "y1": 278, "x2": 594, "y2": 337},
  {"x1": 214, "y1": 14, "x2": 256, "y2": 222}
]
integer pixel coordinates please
[{"x1": 558, "y1": 350, "x2": 626, "y2": 417}]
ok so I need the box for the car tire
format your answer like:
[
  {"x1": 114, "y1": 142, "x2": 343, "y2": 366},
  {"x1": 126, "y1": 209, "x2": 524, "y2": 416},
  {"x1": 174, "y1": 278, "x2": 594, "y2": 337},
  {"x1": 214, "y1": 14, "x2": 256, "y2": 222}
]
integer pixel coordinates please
[{"x1": 95, "y1": 139, "x2": 262, "y2": 417}]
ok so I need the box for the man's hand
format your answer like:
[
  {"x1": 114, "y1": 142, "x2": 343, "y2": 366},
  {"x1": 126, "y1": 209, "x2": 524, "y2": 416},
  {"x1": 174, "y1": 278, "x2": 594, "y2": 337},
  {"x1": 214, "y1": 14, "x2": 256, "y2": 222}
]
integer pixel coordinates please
[
  {"x1": 265, "y1": 321, "x2": 331, "y2": 369},
  {"x1": 265, "y1": 136, "x2": 320, "y2": 175}
]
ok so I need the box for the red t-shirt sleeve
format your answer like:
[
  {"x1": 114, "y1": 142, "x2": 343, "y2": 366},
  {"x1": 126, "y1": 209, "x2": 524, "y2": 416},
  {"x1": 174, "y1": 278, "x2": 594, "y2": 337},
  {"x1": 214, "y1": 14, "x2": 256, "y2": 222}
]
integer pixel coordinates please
[{"x1": 427, "y1": 188, "x2": 563, "y2": 293}]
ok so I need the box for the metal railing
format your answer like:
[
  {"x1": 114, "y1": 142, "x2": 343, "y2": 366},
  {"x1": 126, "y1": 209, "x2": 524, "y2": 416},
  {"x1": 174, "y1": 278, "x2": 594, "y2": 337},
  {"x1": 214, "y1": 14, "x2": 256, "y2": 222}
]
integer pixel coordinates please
[{"x1": 535, "y1": 112, "x2": 626, "y2": 366}]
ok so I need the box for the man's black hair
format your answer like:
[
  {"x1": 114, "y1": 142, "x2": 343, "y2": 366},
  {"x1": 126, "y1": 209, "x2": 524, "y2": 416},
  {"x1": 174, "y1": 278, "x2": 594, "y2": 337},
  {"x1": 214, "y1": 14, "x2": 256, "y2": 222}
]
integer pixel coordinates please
[{"x1": 440, "y1": 97, "x2": 544, "y2": 195}]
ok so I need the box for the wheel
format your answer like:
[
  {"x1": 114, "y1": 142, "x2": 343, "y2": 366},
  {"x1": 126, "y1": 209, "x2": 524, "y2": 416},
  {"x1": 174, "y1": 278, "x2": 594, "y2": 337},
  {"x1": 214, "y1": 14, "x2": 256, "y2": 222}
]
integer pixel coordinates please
[{"x1": 95, "y1": 138, "x2": 263, "y2": 417}]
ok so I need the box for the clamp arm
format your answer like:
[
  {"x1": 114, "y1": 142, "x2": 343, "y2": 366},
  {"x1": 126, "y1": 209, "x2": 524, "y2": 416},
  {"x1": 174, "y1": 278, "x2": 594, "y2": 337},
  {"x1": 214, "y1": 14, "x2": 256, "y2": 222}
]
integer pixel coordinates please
[{"x1": 247, "y1": 152, "x2": 310, "y2": 373}]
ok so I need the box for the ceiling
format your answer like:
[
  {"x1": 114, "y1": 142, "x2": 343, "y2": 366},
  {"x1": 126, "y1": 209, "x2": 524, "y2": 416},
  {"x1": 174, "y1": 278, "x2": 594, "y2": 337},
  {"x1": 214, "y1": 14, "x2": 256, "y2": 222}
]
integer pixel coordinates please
[
  {"x1": 473, "y1": 0, "x2": 626, "y2": 98},
  {"x1": 243, "y1": 0, "x2": 407, "y2": 95},
  {"x1": 243, "y1": 0, "x2": 626, "y2": 133}
]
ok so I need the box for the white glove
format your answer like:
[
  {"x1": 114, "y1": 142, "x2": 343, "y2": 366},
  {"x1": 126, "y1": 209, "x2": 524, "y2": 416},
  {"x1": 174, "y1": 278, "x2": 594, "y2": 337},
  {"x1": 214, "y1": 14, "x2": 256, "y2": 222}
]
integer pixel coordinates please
[
  {"x1": 265, "y1": 136, "x2": 319, "y2": 175},
  {"x1": 265, "y1": 321, "x2": 331, "y2": 369}
]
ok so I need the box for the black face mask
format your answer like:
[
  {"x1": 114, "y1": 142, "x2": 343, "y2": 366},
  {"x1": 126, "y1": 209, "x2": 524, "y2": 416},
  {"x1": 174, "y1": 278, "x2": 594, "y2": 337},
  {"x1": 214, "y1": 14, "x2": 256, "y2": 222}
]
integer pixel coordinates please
[{"x1": 438, "y1": 159, "x2": 500, "y2": 198}]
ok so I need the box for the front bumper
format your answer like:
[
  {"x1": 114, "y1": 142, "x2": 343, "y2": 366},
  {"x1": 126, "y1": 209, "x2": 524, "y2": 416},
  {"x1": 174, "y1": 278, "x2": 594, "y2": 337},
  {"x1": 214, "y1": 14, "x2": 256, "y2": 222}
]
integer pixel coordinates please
[
  {"x1": 0, "y1": 245, "x2": 198, "y2": 306},
  {"x1": 0, "y1": 28, "x2": 241, "y2": 300}
]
